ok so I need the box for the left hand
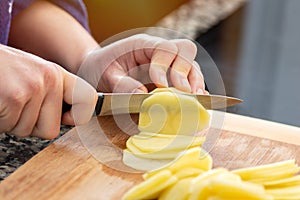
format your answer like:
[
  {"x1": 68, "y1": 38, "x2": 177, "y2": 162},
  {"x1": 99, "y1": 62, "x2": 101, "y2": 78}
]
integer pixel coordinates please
[{"x1": 78, "y1": 34, "x2": 207, "y2": 94}]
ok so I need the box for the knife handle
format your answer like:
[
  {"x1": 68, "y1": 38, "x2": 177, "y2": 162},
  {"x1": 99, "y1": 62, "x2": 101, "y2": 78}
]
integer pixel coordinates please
[
  {"x1": 94, "y1": 93, "x2": 104, "y2": 115},
  {"x1": 62, "y1": 93, "x2": 104, "y2": 116}
]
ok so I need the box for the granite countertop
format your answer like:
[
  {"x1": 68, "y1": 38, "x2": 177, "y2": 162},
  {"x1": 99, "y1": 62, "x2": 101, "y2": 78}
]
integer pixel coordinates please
[
  {"x1": 0, "y1": 0, "x2": 245, "y2": 182},
  {"x1": 0, "y1": 126, "x2": 72, "y2": 181}
]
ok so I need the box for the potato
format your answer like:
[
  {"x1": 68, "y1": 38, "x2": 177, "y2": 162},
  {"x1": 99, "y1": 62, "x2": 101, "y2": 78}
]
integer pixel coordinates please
[
  {"x1": 126, "y1": 139, "x2": 182, "y2": 160},
  {"x1": 122, "y1": 170, "x2": 177, "y2": 200},
  {"x1": 264, "y1": 175, "x2": 300, "y2": 188},
  {"x1": 122, "y1": 149, "x2": 173, "y2": 171},
  {"x1": 174, "y1": 167, "x2": 204, "y2": 179},
  {"x1": 130, "y1": 134, "x2": 205, "y2": 153},
  {"x1": 159, "y1": 177, "x2": 193, "y2": 200},
  {"x1": 266, "y1": 185, "x2": 300, "y2": 200},
  {"x1": 138, "y1": 88, "x2": 210, "y2": 135},
  {"x1": 190, "y1": 170, "x2": 273, "y2": 200},
  {"x1": 232, "y1": 160, "x2": 299, "y2": 183},
  {"x1": 144, "y1": 147, "x2": 212, "y2": 179}
]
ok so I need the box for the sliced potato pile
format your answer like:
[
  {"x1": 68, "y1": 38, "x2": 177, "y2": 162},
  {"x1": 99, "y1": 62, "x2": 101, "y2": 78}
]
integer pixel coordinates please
[
  {"x1": 123, "y1": 146, "x2": 213, "y2": 200},
  {"x1": 123, "y1": 155, "x2": 300, "y2": 200},
  {"x1": 232, "y1": 160, "x2": 300, "y2": 200},
  {"x1": 123, "y1": 88, "x2": 210, "y2": 171},
  {"x1": 122, "y1": 87, "x2": 300, "y2": 199},
  {"x1": 123, "y1": 133, "x2": 206, "y2": 171}
]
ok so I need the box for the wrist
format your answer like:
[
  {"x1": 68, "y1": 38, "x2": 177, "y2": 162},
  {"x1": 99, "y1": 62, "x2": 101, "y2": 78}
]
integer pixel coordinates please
[{"x1": 68, "y1": 40, "x2": 99, "y2": 74}]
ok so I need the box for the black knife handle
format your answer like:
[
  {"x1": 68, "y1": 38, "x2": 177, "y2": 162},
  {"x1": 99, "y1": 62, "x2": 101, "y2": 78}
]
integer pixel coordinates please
[
  {"x1": 94, "y1": 93, "x2": 104, "y2": 115},
  {"x1": 62, "y1": 93, "x2": 104, "y2": 116}
]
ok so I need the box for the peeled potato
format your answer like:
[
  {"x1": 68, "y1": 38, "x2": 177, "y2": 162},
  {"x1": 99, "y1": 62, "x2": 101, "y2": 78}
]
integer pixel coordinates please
[
  {"x1": 211, "y1": 179, "x2": 272, "y2": 200},
  {"x1": 174, "y1": 167, "x2": 204, "y2": 179},
  {"x1": 264, "y1": 175, "x2": 300, "y2": 188},
  {"x1": 122, "y1": 149, "x2": 173, "y2": 171},
  {"x1": 122, "y1": 170, "x2": 177, "y2": 200},
  {"x1": 144, "y1": 147, "x2": 212, "y2": 179},
  {"x1": 232, "y1": 160, "x2": 299, "y2": 183},
  {"x1": 138, "y1": 88, "x2": 210, "y2": 135},
  {"x1": 159, "y1": 177, "x2": 193, "y2": 200},
  {"x1": 190, "y1": 170, "x2": 273, "y2": 200},
  {"x1": 189, "y1": 168, "x2": 229, "y2": 200},
  {"x1": 126, "y1": 139, "x2": 182, "y2": 160},
  {"x1": 130, "y1": 134, "x2": 205, "y2": 153},
  {"x1": 266, "y1": 185, "x2": 300, "y2": 200}
]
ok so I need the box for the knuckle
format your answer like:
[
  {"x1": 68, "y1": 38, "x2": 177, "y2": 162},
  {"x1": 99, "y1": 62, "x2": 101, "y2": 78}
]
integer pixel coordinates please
[
  {"x1": 8, "y1": 88, "x2": 28, "y2": 107},
  {"x1": 42, "y1": 63, "x2": 62, "y2": 88},
  {"x1": 174, "y1": 39, "x2": 197, "y2": 60},
  {"x1": 27, "y1": 78, "x2": 43, "y2": 94},
  {"x1": 156, "y1": 40, "x2": 178, "y2": 54}
]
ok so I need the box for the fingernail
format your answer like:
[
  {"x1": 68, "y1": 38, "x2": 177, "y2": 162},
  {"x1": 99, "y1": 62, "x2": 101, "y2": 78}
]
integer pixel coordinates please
[
  {"x1": 197, "y1": 88, "x2": 204, "y2": 94},
  {"x1": 134, "y1": 89, "x2": 146, "y2": 93}
]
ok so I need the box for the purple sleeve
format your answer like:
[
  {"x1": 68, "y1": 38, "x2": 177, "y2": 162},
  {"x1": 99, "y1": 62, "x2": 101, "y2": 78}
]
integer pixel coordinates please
[
  {"x1": 0, "y1": 0, "x2": 13, "y2": 45},
  {"x1": 12, "y1": 0, "x2": 90, "y2": 31}
]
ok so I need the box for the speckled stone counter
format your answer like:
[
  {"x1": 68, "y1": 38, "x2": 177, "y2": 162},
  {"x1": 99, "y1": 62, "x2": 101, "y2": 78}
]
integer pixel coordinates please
[
  {"x1": 0, "y1": 126, "x2": 72, "y2": 181},
  {"x1": 0, "y1": 0, "x2": 246, "y2": 181}
]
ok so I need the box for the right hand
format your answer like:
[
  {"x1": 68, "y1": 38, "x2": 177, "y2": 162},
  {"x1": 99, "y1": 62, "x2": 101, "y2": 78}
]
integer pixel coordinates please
[{"x1": 0, "y1": 45, "x2": 97, "y2": 139}]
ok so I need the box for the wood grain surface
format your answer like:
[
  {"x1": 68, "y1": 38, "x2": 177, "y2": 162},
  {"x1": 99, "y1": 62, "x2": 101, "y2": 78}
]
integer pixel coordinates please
[{"x1": 0, "y1": 112, "x2": 299, "y2": 200}]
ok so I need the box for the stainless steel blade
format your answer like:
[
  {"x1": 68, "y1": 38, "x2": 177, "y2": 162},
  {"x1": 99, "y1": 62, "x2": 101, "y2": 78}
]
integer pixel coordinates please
[{"x1": 98, "y1": 93, "x2": 242, "y2": 116}]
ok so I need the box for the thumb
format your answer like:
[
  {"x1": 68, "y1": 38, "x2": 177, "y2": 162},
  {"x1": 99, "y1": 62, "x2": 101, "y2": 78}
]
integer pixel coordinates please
[{"x1": 61, "y1": 70, "x2": 97, "y2": 125}]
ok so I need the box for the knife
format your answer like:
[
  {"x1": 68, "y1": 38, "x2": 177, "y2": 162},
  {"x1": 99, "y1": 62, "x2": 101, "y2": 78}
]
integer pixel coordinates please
[
  {"x1": 67, "y1": 92, "x2": 243, "y2": 116},
  {"x1": 63, "y1": 93, "x2": 242, "y2": 116}
]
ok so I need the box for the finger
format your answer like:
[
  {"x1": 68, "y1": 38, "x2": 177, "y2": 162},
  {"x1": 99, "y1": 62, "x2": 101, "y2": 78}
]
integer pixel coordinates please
[
  {"x1": 149, "y1": 40, "x2": 178, "y2": 88},
  {"x1": 0, "y1": 95, "x2": 24, "y2": 134},
  {"x1": 189, "y1": 61, "x2": 206, "y2": 94},
  {"x1": 62, "y1": 70, "x2": 97, "y2": 126},
  {"x1": 9, "y1": 94, "x2": 43, "y2": 137},
  {"x1": 31, "y1": 67, "x2": 63, "y2": 139},
  {"x1": 170, "y1": 39, "x2": 197, "y2": 93},
  {"x1": 106, "y1": 61, "x2": 148, "y2": 93}
]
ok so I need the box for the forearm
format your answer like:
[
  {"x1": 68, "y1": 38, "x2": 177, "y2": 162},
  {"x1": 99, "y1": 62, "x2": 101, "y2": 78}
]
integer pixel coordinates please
[{"x1": 8, "y1": 0, "x2": 99, "y2": 74}]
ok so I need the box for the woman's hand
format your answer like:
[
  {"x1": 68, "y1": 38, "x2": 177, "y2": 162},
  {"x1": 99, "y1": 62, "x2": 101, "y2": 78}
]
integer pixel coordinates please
[
  {"x1": 0, "y1": 45, "x2": 97, "y2": 139},
  {"x1": 78, "y1": 34, "x2": 207, "y2": 94}
]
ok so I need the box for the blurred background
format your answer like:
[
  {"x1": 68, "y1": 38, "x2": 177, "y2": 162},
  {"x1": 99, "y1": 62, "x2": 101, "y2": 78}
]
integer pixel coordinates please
[{"x1": 84, "y1": 0, "x2": 300, "y2": 127}]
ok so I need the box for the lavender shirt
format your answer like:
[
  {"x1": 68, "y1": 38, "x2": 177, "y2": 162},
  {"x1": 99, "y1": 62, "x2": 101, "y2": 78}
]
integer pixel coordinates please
[{"x1": 0, "y1": 0, "x2": 89, "y2": 45}]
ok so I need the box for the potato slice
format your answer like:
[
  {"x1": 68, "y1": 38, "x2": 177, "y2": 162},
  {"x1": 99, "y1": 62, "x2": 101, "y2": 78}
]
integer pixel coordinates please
[
  {"x1": 174, "y1": 167, "x2": 204, "y2": 179},
  {"x1": 266, "y1": 185, "x2": 300, "y2": 200},
  {"x1": 126, "y1": 139, "x2": 182, "y2": 160},
  {"x1": 130, "y1": 134, "x2": 205, "y2": 153},
  {"x1": 190, "y1": 170, "x2": 272, "y2": 200},
  {"x1": 122, "y1": 149, "x2": 173, "y2": 171},
  {"x1": 159, "y1": 177, "x2": 193, "y2": 200},
  {"x1": 189, "y1": 168, "x2": 230, "y2": 200},
  {"x1": 232, "y1": 160, "x2": 299, "y2": 182},
  {"x1": 264, "y1": 175, "x2": 300, "y2": 188},
  {"x1": 249, "y1": 168, "x2": 300, "y2": 184},
  {"x1": 144, "y1": 147, "x2": 212, "y2": 179},
  {"x1": 138, "y1": 88, "x2": 210, "y2": 135},
  {"x1": 210, "y1": 178, "x2": 272, "y2": 199},
  {"x1": 138, "y1": 131, "x2": 201, "y2": 138},
  {"x1": 122, "y1": 170, "x2": 177, "y2": 200}
]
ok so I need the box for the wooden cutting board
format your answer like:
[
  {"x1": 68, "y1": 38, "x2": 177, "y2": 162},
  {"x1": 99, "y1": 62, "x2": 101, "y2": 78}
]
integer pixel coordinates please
[{"x1": 0, "y1": 111, "x2": 300, "y2": 200}]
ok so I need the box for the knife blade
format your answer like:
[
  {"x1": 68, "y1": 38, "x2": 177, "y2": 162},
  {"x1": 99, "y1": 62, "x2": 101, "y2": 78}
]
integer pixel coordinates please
[{"x1": 93, "y1": 92, "x2": 242, "y2": 116}]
